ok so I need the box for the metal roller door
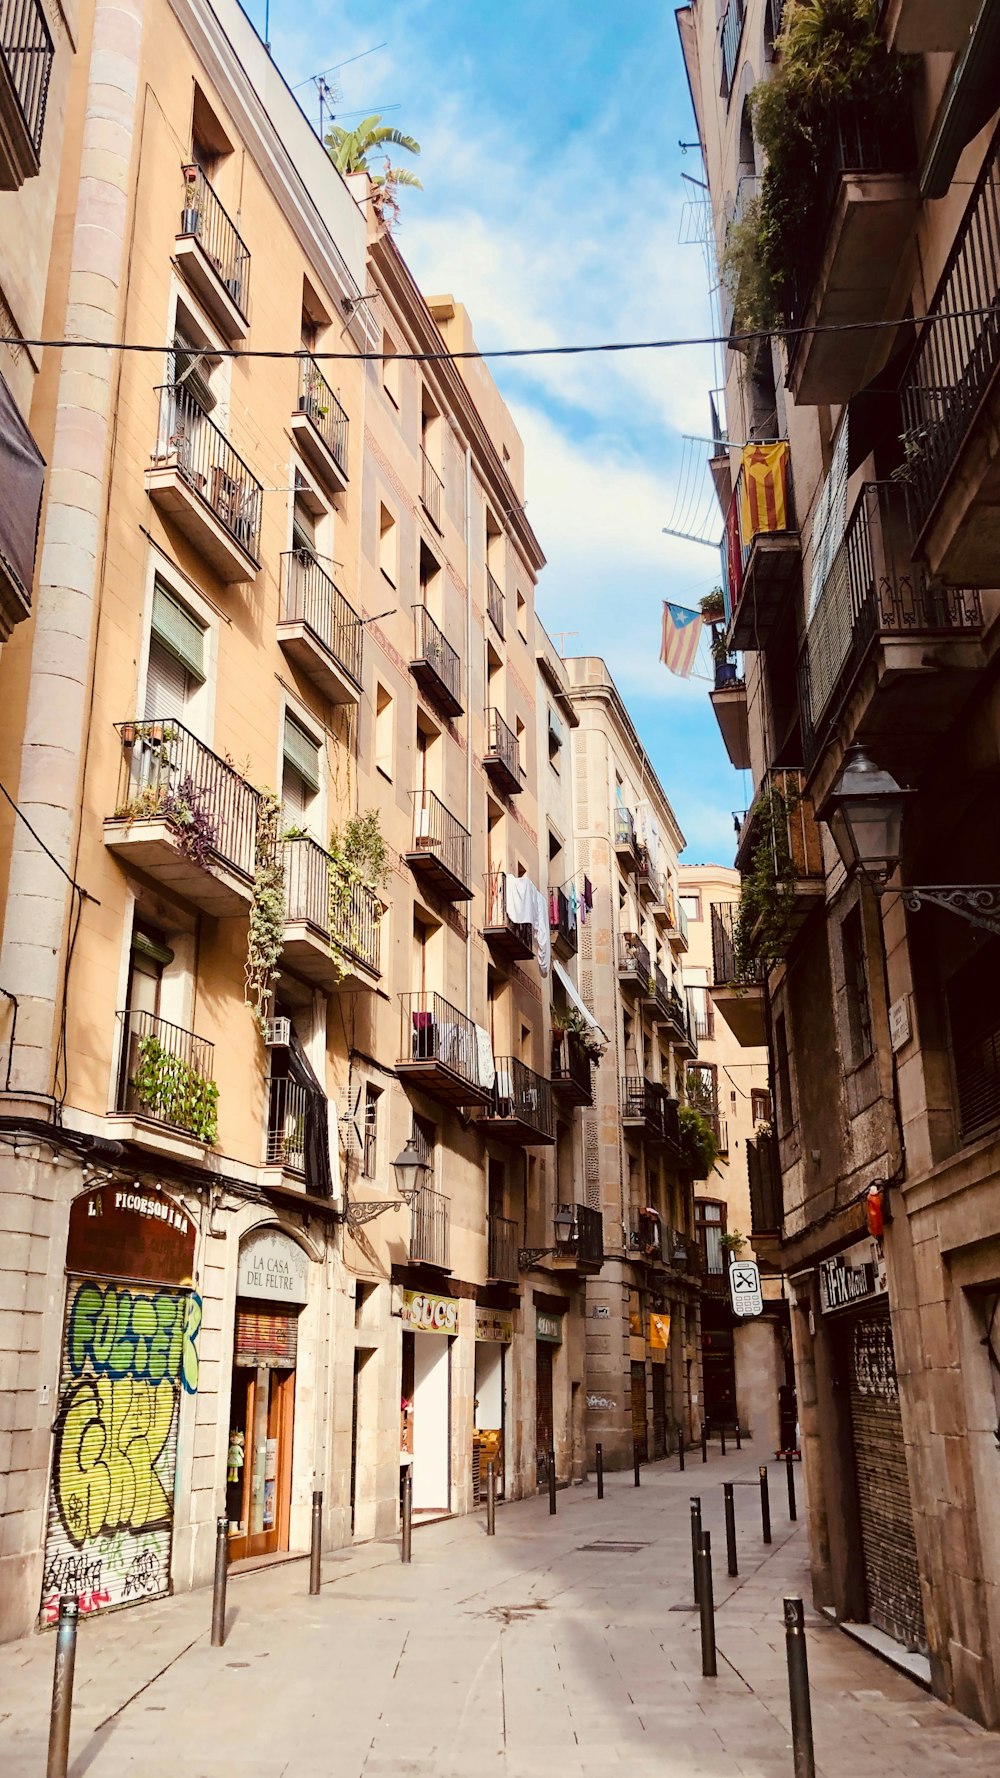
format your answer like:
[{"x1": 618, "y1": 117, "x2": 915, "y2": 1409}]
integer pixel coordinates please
[{"x1": 847, "y1": 1306, "x2": 926, "y2": 1653}]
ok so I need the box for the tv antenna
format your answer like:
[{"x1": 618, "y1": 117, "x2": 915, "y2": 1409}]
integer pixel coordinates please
[{"x1": 552, "y1": 631, "x2": 579, "y2": 657}]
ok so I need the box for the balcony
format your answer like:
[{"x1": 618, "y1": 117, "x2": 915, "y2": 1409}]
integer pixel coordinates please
[
  {"x1": 0, "y1": 0, "x2": 52, "y2": 187},
  {"x1": 549, "y1": 886, "x2": 578, "y2": 961},
  {"x1": 748, "y1": 1130, "x2": 781, "y2": 1240},
  {"x1": 483, "y1": 707, "x2": 523, "y2": 798},
  {"x1": 727, "y1": 443, "x2": 801, "y2": 652},
  {"x1": 266, "y1": 1074, "x2": 307, "y2": 1174},
  {"x1": 613, "y1": 806, "x2": 639, "y2": 862},
  {"x1": 421, "y1": 449, "x2": 444, "y2": 530},
  {"x1": 621, "y1": 1076, "x2": 663, "y2": 1141},
  {"x1": 783, "y1": 103, "x2": 918, "y2": 405},
  {"x1": 486, "y1": 567, "x2": 504, "y2": 636},
  {"x1": 719, "y1": 0, "x2": 745, "y2": 101},
  {"x1": 105, "y1": 719, "x2": 257, "y2": 915},
  {"x1": 652, "y1": 971, "x2": 697, "y2": 1055},
  {"x1": 617, "y1": 933, "x2": 651, "y2": 996},
  {"x1": 282, "y1": 836, "x2": 381, "y2": 992},
  {"x1": 549, "y1": 1203, "x2": 604, "y2": 1276},
  {"x1": 483, "y1": 870, "x2": 533, "y2": 964},
  {"x1": 669, "y1": 897, "x2": 689, "y2": 955},
  {"x1": 550, "y1": 1029, "x2": 593, "y2": 1108},
  {"x1": 410, "y1": 605, "x2": 463, "y2": 719},
  {"x1": 710, "y1": 655, "x2": 751, "y2": 771},
  {"x1": 632, "y1": 1207, "x2": 663, "y2": 1263},
  {"x1": 146, "y1": 384, "x2": 262, "y2": 582},
  {"x1": 410, "y1": 1185, "x2": 450, "y2": 1269},
  {"x1": 902, "y1": 129, "x2": 1000, "y2": 585},
  {"x1": 487, "y1": 1213, "x2": 518, "y2": 1283},
  {"x1": 879, "y1": 0, "x2": 979, "y2": 52},
  {"x1": 798, "y1": 483, "x2": 983, "y2": 787},
  {"x1": 290, "y1": 355, "x2": 349, "y2": 494},
  {"x1": 397, "y1": 992, "x2": 493, "y2": 1107},
  {"x1": 278, "y1": 550, "x2": 362, "y2": 706},
  {"x1": 735, "y1": 769, "x2": 824, "y2": 958},
  {"x1": 405, "y1": 790, "x2": 472, "y2": 903},
  {"x1": 113, "y1": 1010, "x2": 217, "y2": 1152},
  {"x1": 687, "y1": 987, "x2": 714, "y2": 1045},
  {"x1": 636, "y1": 848, "x2": 660, "y2": 905},
  {"x1": 176, "y1": 163, "x2": 250, "y2": 340},
  {"x1": 710, "y1": 901, "x2": 766, "y2": 1048},
  {"x1": 477, "y1": 1057, "x2": 555, "y2": 1146},
  {"x1": 721, "y1": 174, "x2": 759, "y2": 343}
]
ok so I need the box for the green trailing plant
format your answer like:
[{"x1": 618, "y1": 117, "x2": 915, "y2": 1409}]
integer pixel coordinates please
[
  {"x1": 720, "y1": 1229, "x2": 746, "y2": 1255},
  {"x1": 131, "y1": 1033, "x2": 218, "y2": 1143},
  {"x1": 246, "y1": 790, "x2": 285, "y2": 1034},
  {"x1": 116, "y1": 762, "x2": 217, "y2": 870},
  {"x1": 327, "y1": 809, "x2": 389, "y2": 978},
  {"x1": 551, "y1": 1004, "x2": 605, "y2": 1065},
  {"x1": 678, "y1": 1104, "x2": 719, "y2": 1180},
  {"x1": 734, "y1": 778, "x2": 802, "y2": 977},
  {"x1": 700, "y1": 588, "x2": 726, "y2": 624}
]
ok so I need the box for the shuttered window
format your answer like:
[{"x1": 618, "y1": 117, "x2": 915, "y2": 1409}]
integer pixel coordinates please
[
  {"x1": 283, "y1": 715, "x2": 320, "y2": 792},
  {"x1": 144, "y1": 636, "x2": 192, "y2": 719},
  {"x1": 947, "y1": 940, "x2": 1000, "y2": 1141},
  {"x1": 151, "y1": 583, "x2": 206, "y2": 682}
]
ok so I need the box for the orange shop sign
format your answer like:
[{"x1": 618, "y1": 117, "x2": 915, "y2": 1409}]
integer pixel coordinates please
[{"x1": 402, "y1": 1289, "x2": 460, "y2": 1334}]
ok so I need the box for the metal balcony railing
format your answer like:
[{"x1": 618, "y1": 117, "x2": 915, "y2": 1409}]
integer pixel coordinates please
[
  {"x1": 296, "y1": 355, "x2": 348, "y2": 476},
  {"x1": 748, "y1": 1131, "x2": 781, "y2": 1235},
  {"x1": 675, "y1": 900, "x2": 689, "y2": 947},
  {"x1": 331, "y1": 878, "x2": 381, "y2": 977},
  {"x1": 618, "y1": 933, "x2": 651, "y2": 987},
  {"x1": 558, "y1": 1203, "x2": 604, "y2": 1269},
  {"x1": 486, "y1": 567, "x2": 504, "y2": 635},
  {"x1": 266, "y1": 1074, "x2": 308, "y2": 1171},
  {"x1": 719, "y1": 0, "x2": 745, "y2": 98},
  {"x1": 799, "y1": 483, "x2": 982, "y2": 763},
  {"x1": 736, "y1": 770, "x2": 823, "y2": 884},
  {"x1": 408, "y1": 789, "x2": 471, "y2": 892},
  {"x1": 281, "y1": 550, "x2": 363, "y2": 688},
  {"x1": 721, "y1": 174, "x2": 760, "y2": 335},
  {"x1": 489, "y1": 1058, "x2": 555, "y2": 1142},
  {"x1": 283, "y1": 834, "x2": 330, "y2": 931},
  {"x1": 710, "y1": 901, "x2": 762, "y2": 989},
  {"x1": 687, "y1": 987, "x2": 714, "y2": 1044},
  {"x1": 485, "y1": 707, "x2": 522, "y2": 786},
  {"x1": 411, "y1": 1185, "x2": 450, "y2": 1267},
  {"x1": 117, "y1": 1009, "x2": 216, "y2": 1141},
  {"x1": 614, "y1": 806, "x2": 638, "y2": 853},
  {"x1": 179, "y1": 163, "x2": 250, "y2": 313},
  {"x1": 421, "y1": 449, "x2": 444, "y2": 527},
  {"x1": 551, "y1": 1029, "x2": 592, "y2": 1100},
  {"x1": 113, "y1": 717, "x2": 258, "y2": 881},
  {"x1": 411, "y1": 604, "x2": 462, "y2": 713},
  {"x1": 152, "y1": 383, "x2": 262, "y2": 563},
  {"x1": 487, "y1": 1213, "x2": 518, "y2": 1283},
  {"x1": 1, "y1": 0, "x2": 52, "y2": 155},
  {"x1": 399, "y1": 992, "x2": 482, "y2": 1092},
  {"x1": 620, "y1": 1076, "x2": 659, "y2": 1129},
  {"x1": 903, "y1": 127, "x2": 1000, "y2": 540},
  {"x1": 484, "y1": 869, "x2": 533, "y2": 951},
  {"x1": 550, "y1": 886, "x2": 578, "y2": 957},
  {"x1": 651, "y1": 965, "x2": 673, "y2": 1019}
]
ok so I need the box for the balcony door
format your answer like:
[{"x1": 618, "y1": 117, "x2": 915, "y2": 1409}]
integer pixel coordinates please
[{"x1": 118, "y1": 926, "x2": 169, "y2": 1115}]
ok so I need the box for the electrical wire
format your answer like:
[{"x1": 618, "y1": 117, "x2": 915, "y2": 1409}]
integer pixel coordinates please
[{"x1": 0, "y1": 781, "x2": 99, "y2": 904}]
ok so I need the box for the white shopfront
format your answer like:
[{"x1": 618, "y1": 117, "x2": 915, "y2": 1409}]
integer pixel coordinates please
[{"x1": 401, "y1": 1290, "x2": 458, "y2": 1513}]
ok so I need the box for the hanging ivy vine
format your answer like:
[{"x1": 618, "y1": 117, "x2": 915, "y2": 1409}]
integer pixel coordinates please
[
  {"x1": 327, "y1": 809, "x2": 389, "y2": 979},
  {"x1": 245, "y1": 789, "x2": 285, "y2": 1033},
  {"x1": 734, "y1": 780, "x2": 800, "y2": 978}
]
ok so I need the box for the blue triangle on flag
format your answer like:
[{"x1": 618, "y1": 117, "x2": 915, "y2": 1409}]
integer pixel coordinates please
[{"x1": 666, "y1": 604, "x2": 699, "y2": 628}]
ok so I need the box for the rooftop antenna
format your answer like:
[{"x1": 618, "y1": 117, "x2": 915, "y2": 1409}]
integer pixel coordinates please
[
  {"x1": 315, "y1": 76, "x2": 341, "y2": 141},
  {"x1": 552, "y1": 631, "x2": 579, "y2": 657}
]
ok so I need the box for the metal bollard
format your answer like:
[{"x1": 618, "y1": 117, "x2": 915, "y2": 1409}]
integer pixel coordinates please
[
  {"x1": 401, "y1": 1467, "x2": 413, "y2": 1563},
  {"x1": 735, "y1": 1421, "x2": 742, "y2": 1451},
  {"x1": 309, "y1": 1489, "x2": 323, "y2": 1594},
  {"x1": 486, "y1": 1461, "x2": 496, "y2": 1536},
  {"x1": 784, "y1": 1597, "x2": 816, "y2": 1778},
  {"x1": 678, "y1": 1426, "x2": 685, "y2": 1472},
  {"x1": 46, "y1": 1595, "x2": 79, "y2": 1778},
  {"x1": 724, "y1": 1481, "x2": 738, "y2": 1577},
  {"x1": 633, "y1": 1440, "x2": 641, "y2": 1487},
  {"x1": 701, "y1": 1421, "x2": 708, "y2": 1464},
  {"x1": 690, "y1": 1496, "x2": 703, "y2": 1604},
  {"x1": 720, "y1": 1424, "x2": 727, "y2": 1457},
  {"x1": 786, "y1": 1452, "x2": 797, "y2": 1522},
  {"x1": 596, "y1": 1442, "x2": 604, "y2": 1500},
  {"x1": 760, "y1": 1464, "x2": 772, "y2": 1545},
  {"x1": 697, "y1": 1531, "x2": 717, "y2": 1677},
  {"x1": 210, "y1": 1515, "x2": 229, "y2": 1647},
  {"x1": 548, "y1": 1447, "x2": 557, "y2": 1515}
]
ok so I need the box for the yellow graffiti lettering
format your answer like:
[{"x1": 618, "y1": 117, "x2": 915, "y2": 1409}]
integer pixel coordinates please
[
  {"x1": 55, "y1": 1379, "x2": 111, "y2": 1548},
  {"x1": 55, "y1": 1375, "x2": 175, "y2": 1549}
]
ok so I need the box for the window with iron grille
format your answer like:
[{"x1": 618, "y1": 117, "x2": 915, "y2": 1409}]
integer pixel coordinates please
[{"x1": 841, "y1": 905, "x2": 873, "y2": 1066}]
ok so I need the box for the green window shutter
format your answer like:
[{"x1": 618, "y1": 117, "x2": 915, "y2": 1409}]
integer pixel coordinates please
[
  {"x1": 283, "y1": 714, "x2": 321, "y2": 792},
  {"x1": 151, "y1": 583, "x2": 206, "y2": 682}
]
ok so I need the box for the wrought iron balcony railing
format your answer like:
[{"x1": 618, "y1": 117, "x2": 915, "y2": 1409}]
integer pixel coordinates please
[
  {"x1": 558, "y1": 1202, "x2": 604, "y2": 1269},
  {"x1": 550, "y1": 1029, "x2": 593, "y2": 1103},
  {"x1": 486, "y1": 1057, "x2": 555, "y2": 1143},
  {"x1": 296, "y1": 355, "x2": 348, "y2": 477},
  {"x1": 287, "y1": 836, "x2": 381, "y2": 977},
  {"x1": 411, "y1": 1184, "x2": 450, "y2": 1268},
  {"x1": 550, "y1": 885, "x2": 578, "y2": 958},
  {"x1": 281, "y1": 549, "x2": 363, "y2": 688},
  {"x1": 112, "y1": 717, "x2": 258, "y2": 881},
  {"x1": 487, "y1": 1213, "x2": 519, "y2": 1283},
  {"x1": 398, "y1": 991, "x2": 484, "y2": 1096},
  {"x1": 748, "y1": 1131, "x2": 781, "y2": 1236},
  {"x1": 618, "y1": 933, "x2": 651, "y2": 988},
  {"x1": 407, "y1": 789, "x2": 472, "y2": 897},
  {"x1": 484, "y1": 869, "x2": 533, "y2": 958},
  {"x1": 179, "y1": 163, "x2": 250, "y2": 313},
  {"x1": 1, "y1": 0, "x2": 53, "y2": 157},
  {"x1": 710, "y1": 901, "x2": 762, "y2": 989},
  {"x1": 117, "y1": 1009, "x2": 216, "y2": 1142},
  {"x1": 411, "y1": 604, "x2": 462, "y2": 716},
  {"x1": 421, "y1": 448, "x2": 444, "y2": 528},
  {"x1": 266, "y1": 1074, "x2": 308, "y2": 1172},
  {"x1": 620, "y1": 1075, "x2": 661, "y2": 1134},
  {"x1": 486, "y1": 567, "x2": 504, "y2": 635},
  {"x1": 614, "y1": 806, "x2": 638, "y2": 854},
  {"x1": 151, "y1": 382, "x2": 263, "y2": 563},
  {"x1": 484, "y1": 706, "x2": 522, "y2": 793}
]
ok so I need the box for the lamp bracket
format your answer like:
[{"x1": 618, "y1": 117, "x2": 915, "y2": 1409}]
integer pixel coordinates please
[
  {"x1": 885, "y1": 883, "x2": 1000, "y2": 939},
  {"x1": 346, "y1": 1198, "x2": 406, "y2": 1227},
  {"x1": 518, "y1": 1247, "x2": 555, "y2": 1271}
]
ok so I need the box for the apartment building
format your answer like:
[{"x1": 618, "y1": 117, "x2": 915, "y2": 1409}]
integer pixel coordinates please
[
  {"x1": 678, "y1": 863, "x2": 787, "y2": 1454},
  {"x1": 0, "y1": 0, "x2": 598, "y2": 1642},
  {"x1": 679, "y1": 0, "x2": 1000, "y2": 1726},
  {"x1": 562, "y1": 657, "x2": 701, "y2": 1468}
]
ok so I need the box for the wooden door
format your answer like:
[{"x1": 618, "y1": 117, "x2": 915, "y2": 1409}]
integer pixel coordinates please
[{"x1": 227, "y1": 1363, "x2": 295, "y2": 1561}]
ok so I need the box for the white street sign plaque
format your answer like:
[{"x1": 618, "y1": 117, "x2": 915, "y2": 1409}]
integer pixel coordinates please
[{"x1": 728, "y1": 1259, "x2": 764, "y2": 1318}]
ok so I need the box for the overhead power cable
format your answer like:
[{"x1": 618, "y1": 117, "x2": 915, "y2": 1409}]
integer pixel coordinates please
[{"x1": 1, "y1": 302, "x2": 996, "y2": 364}]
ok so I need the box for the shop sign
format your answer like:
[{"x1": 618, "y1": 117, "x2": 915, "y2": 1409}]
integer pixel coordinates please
[
  {"x1": 475, "y1": 1308, "x2": 513, "y2": 1343},
  {"x1": 819, "y1": 1239, "x2": 888, "y2": 1314},
  {"x1": 728, "y1": 1260, "x2": 764, "y2": 1318},
  {"x1": 536, "y1": 1310, "x2": 562, "y2": 1343},
  {"x1": 238, "y1": 1229, "x2": 309, "y2": 1306},
  {"x1": 402, "y1": 1289, "x2": 459, "y2": 1334},
  {"x1": 649, "y1": 1312, "x2": 671, "y2": 1351},
  {"x1": 66, "y1": 1184, "x2": 196, "y2": 1286}
]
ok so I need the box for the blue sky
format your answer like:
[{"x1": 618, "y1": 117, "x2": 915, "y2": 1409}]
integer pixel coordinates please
[{"x1": 249, "y1": 0, "x2": 751, "y2": 862}]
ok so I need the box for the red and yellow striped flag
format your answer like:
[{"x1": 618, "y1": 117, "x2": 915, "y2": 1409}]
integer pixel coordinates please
[{"x1": 660, "y1": 603, "x2": 701, "y2": 678}]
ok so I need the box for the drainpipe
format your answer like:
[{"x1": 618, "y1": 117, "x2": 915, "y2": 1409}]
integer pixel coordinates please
[
  {"x1": 464, "y1": 441, "x2": 473, "y2": 1024},
  {"x1": 0, "y1": 0, "x2": 146, "y2": 1102}
]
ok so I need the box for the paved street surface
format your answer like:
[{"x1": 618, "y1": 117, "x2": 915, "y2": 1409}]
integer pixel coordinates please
[{"x1": 1, "y1": 1441, "x2": 997, "y2": 1777}]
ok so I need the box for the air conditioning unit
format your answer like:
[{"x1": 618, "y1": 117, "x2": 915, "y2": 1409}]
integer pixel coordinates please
[{"x1": 264, "y1": 1017, "x2": 291, "y2": 1048}]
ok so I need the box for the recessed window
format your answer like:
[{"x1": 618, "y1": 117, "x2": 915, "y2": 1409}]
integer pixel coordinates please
[
  {"x1": 679, "y1": 892, "x2": 701, "y2": 923},
  {"x1": 515, "y1": 590, "x2": 527, "y2": 641},
  {"x1": 774, "y1": 1012, "x2": 793, "y2": 1134},
  {"x1": 362, "y1": 1083, "x2": 381, "y2": 1178},
  {"x1": 375, "y1": 683, "x2": 394, "y2": 781},
  {"x1": 548, "y1": 706, "x2": 563, "y2": 769},
  {"x1": 841, "y1": 905, "x2": 873, "y2": 1066},
  {"x1": 282, "y1": 712, "x2": 321, "y2": 828},
  {"x1": 383, "y1": 331, "x2": 400, "y2": 406},
  {"x1": 145, "y1": 581, "x2": 206, "y2": 719},
  {"x1": 751, "y1": 1088, "x2": 772, "y2": 1128},
  {"x1": 379, "y1": 504, "x2": 397, "y2": 586}
]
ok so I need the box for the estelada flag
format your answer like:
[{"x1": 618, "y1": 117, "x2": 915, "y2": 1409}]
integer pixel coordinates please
[
  {"x1": 660, "y1": 603, "x2": 701, "y2": 678},
  {"x1": 650, "y1": 1312, "x2": 671, "y2": 1351},
  {"x1": 738, "y1": 441, "x2": 791, "y2": 546}
]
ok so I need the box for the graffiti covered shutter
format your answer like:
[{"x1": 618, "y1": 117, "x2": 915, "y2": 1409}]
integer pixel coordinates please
[
  {"x1": 847, "y1": 1306, "x2": 927, "y2": 1653},
  {"x1": 40, "y1": 1275, "x2": 197, "y2": 1624}
]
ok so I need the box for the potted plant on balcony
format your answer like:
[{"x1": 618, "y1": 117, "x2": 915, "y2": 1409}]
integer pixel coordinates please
[
  {"x1": 733, "y1": 778, "x2": 799, "y2": 975},
  {"x1": 551, "y1": 1005, "x2": 604, "y2": 1066},
  {"x1": 678, "y1": 1104, "x2": 719, "y2": 1180},
  {"x1": 700, "y1": 588, "x2": 726, "y2": 626},
  {"x1": 180, "y1": 165, "x2": 201, "y2": 237}
]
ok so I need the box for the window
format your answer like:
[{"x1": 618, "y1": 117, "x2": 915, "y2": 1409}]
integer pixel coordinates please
[
  {"x1": 679, "y1": 891, "x2": 701, "y2": 923},
  {"x1": 382, "y1": 330, "x2": 400, "y2": 406},
  {"x1": 774, "y1": 1012, "x2": 793, "y2": 1133},
  {"x1": 695, "y1": 1199, "x2": 726, "y2": 1276},
  {"x1": 144, "y1": 581, "x2": 206, "y2": 719},
  {"x1": 687, "y1": 1063, "x2": 717, "y2": 1114},
  {"x1": 841, "y1": 905, "x2": 873, "y2": 1065},
  {"x1": 379, "y1": 504, "x2": 397, "y2": 586},
  {"x1": 751, "y1": 1088, "x2": 772, "y2": 1128},
  {"x1": 362, "y1": 1084, "x2": 380, "y2": 1178},
  {"x1": 411, "y1": 1113, "x2": 435, "y2": 1182},
  {"x1": 548, "y1": 706, "x2": 563, "y2": 768},
  {"x1": 515, "y1": 589, "x2": 527, "y2": 641},
  {"x1": 282, "y1": 713, "x2": 321, "y2": 827},
  {"x1": 375, "y1": 683, "x2": 394, "y2": 781},
  {"x1": 946, "y1": 939, "x2": 1000, "y2": 1143}
]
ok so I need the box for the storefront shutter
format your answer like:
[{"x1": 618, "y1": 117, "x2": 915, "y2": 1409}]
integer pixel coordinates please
[{"x1": 846, "y1": 1306, "x2": 927, "y2": 1653}]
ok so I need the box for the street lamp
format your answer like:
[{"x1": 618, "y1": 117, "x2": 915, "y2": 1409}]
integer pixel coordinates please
[
  {"x1": 553, "y1": 1204, "x2": 575, "y2": 1244},
  {"x1": 391, "y1": 1138, "x2": 430, "y2": 1206},
  {"x1": 821, "y1": 745, "x2": 1000, "y2": 937}
]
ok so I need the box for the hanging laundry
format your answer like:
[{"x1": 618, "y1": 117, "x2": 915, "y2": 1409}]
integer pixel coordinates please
[
  {"x1": 568, "y1": 884, "x2": 579, "y2": 927},
  {"x1": 473, "y1": 1024, "x2": 496, "y2": 1092},
  {"x1": 583, "y1": 876, "x2": 594, "y2": 912},
  {"x1": 506, "y1": 875, "x2": 550, "y2": 978}
]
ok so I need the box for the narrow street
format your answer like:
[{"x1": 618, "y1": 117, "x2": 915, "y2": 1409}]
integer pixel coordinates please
[{"x1": 2, "y1": 1445, "x2": 996, "y2": 1778}]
